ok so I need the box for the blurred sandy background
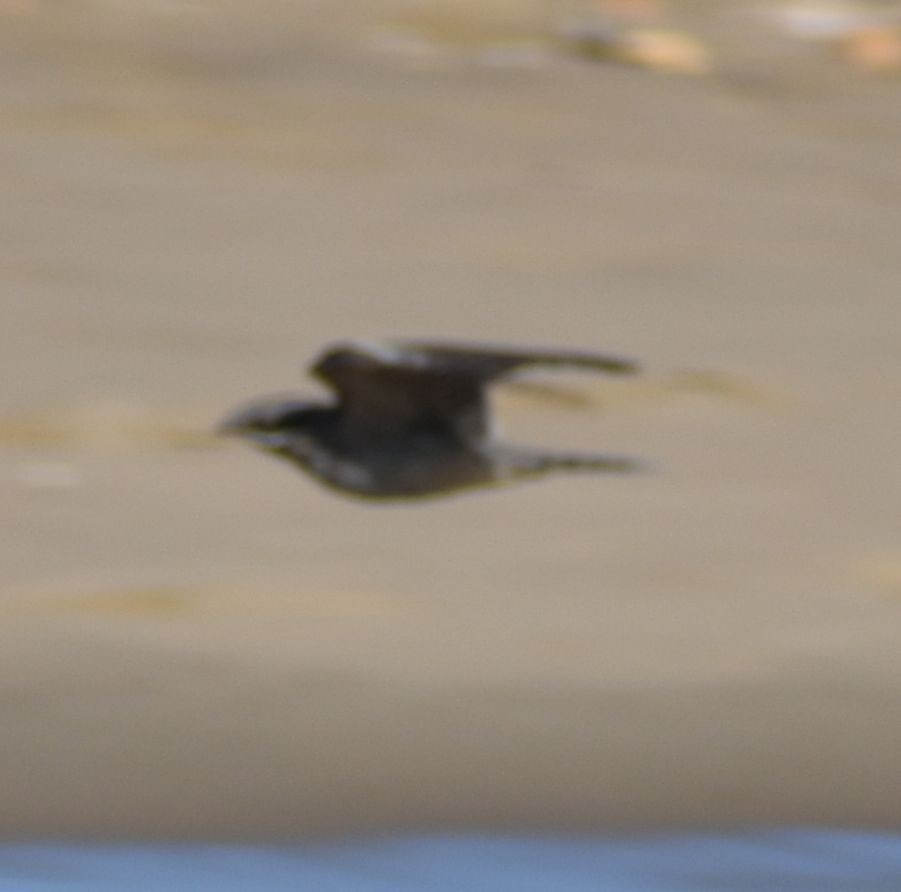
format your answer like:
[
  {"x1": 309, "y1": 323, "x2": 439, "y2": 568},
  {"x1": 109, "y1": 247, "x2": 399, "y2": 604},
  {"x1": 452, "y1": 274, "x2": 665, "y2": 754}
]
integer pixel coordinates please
[{"x1": 2, "y1": 0, "x2": 901, "y2": 839}]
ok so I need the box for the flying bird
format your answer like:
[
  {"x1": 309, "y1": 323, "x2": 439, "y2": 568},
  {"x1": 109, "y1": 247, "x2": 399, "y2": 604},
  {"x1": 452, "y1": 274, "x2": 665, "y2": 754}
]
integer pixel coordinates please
[{"x1": 219, "y1": 339, "x2": 642, "y2": 501}]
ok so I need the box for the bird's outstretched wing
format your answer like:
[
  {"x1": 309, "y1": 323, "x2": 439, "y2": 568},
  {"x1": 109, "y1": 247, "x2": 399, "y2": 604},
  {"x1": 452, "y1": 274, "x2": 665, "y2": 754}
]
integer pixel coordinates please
[
  {"x1": 393, "y1": 340, "x2": 639, "y2": 380},
  {"x1": 311, "y1": 340, "x2": 638, "y2": 443},
  {"x1": 311, "y1": 341, "x2": 483, "y2": 442}
]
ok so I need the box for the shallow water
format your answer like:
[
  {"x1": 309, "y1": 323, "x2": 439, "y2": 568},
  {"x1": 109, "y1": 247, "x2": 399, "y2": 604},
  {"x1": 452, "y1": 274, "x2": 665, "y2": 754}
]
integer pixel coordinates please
[{"x1": 2, "y1": 832, "x2": 901, "y2": 891}]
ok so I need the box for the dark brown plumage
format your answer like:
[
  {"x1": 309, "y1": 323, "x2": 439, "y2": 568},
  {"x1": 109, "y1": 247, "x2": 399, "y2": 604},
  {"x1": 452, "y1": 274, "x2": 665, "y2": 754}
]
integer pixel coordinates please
[{"x1": 219, "y1": 339, "x2": 642, "y2": 501}]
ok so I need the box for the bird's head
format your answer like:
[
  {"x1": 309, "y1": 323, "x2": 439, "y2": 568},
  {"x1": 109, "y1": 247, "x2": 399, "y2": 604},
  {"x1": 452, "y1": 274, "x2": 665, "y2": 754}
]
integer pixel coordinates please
[{"x1": 217, "y1": 396, "x2": 328, "y2": 456}]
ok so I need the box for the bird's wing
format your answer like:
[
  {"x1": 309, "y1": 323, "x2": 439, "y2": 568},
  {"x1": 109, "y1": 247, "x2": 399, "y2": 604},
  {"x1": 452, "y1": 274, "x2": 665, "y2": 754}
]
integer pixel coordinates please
[
  {"x1": 311, "y1": 341, "x2": 489, "y2": 442},
  {"x1": 311, "y1": 340, "x2": 639, "y2": 442},
  {"x1": 392, "y1": 340, "x2": 639, "y2": 380}
]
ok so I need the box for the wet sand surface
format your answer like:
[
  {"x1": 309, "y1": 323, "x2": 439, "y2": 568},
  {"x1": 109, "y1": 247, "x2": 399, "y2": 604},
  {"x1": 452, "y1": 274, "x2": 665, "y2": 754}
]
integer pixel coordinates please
[{"x1": 3, "y1": 1, "x2": 901, "y2": 839}]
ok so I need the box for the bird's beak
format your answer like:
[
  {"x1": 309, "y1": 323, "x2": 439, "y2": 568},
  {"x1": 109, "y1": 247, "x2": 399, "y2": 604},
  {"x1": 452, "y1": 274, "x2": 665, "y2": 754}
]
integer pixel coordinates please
[{"x1": 216, "y1": 404, "x2": 296, "y2": 453}]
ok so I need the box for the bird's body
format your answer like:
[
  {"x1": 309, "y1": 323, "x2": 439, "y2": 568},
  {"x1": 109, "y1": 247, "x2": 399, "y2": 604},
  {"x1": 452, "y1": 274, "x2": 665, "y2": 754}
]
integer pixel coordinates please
[{"x1": 220, "y1": 339, "x2": 641, "y2": 501}]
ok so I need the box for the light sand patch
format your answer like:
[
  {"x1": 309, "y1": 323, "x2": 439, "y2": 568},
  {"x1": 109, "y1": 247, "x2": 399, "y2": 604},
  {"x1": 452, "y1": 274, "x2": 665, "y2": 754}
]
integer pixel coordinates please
[
  {"x1": 0, "y1": 397, "x2": 217, "y2": 451},
  {"x1": 854, "y1": 554, "x2": 901, "y2": 596},
  {"x1": 0, "y1": 584, "x2": 409, "y2": 622}
]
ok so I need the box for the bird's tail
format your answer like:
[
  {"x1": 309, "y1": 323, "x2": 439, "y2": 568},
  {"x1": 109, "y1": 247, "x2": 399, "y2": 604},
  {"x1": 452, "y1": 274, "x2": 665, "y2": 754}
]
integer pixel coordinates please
[{"x1": 502, "y1": 447, "x2": 644, "y2": 478}]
